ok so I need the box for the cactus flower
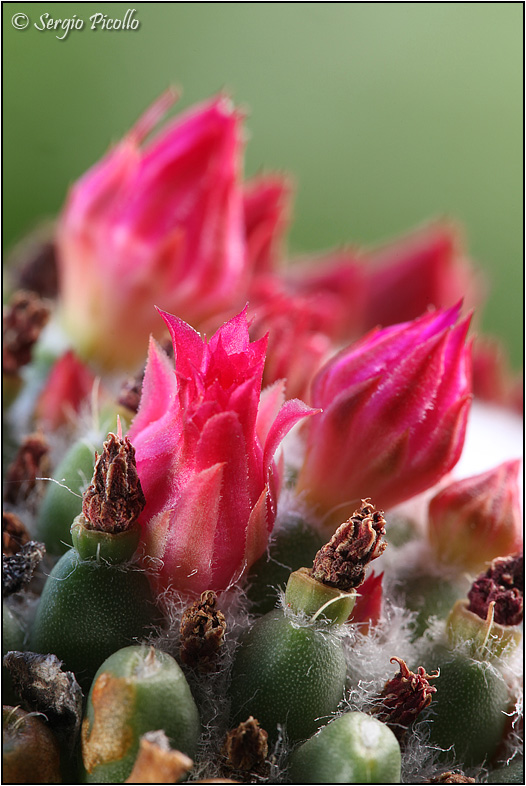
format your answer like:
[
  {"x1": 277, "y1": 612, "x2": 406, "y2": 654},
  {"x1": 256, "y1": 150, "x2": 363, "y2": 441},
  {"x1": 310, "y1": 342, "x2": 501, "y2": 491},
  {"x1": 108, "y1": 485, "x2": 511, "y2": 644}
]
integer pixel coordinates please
[
  {"x1": 296, "y1": 305, "x2": 472, "y2": 527},
  {"x1": 243, "y1": 174, "x2": 290, "y2": 274},
  {"x1": 127, "y1": 307, "x2": 314, "y2": 596},
  {"x1": 471, "y1": 337, "x2": 523, "y2": 414},
  {"x1": 248, "y1": 288, "x2": 334, "y2": 400},
  {"x1": 279, "y1": 249, "x2": 366, "y2": 343},
  {"x1": 428, "y1": 460, "x2": 523, "y2": 572},
  {"x1": 246, "y1": 251, "x2": 366, "y2": 401},
  {"x1": 362, "y1": 221, "x2": 484, "y2": 330},
  {"x1": 57, "y1": 91, "x2": 247, "y2": 371},
  {"x1": 35, "y1": 350, "x2": 96, "y2": 429}
]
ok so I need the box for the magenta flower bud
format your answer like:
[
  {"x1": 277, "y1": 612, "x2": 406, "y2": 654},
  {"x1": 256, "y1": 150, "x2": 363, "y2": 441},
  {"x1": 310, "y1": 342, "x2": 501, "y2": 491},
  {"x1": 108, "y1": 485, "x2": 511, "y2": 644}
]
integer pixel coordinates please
[
  {"x1": 57, "y1": 91, "x2": 247, "y2": 370},
  {"x1": 296, "y1": 305, "x2": 472, "y2": 527},
  {"x1": 428, "y1": 460, "x2": 523, "y2": 572},
  {"x1": 127, "y1": 307, "x2": 315, "y2": 596},
  {"x1": 362, "y1": 221, "x2": 484, "y2": 331}
]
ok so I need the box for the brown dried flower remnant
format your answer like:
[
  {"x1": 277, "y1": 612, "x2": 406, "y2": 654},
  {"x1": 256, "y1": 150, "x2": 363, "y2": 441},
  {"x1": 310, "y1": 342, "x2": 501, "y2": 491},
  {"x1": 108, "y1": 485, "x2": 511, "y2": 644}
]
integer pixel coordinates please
[
  {"x1": 376, "y1": 657, "x2": 438, "y2": 741},
  {"x1": 222, "y1": 716, "x2": 268, "y2": 772},
  {"x1": 467, "y1": 553, "x2": 523, "y2": 626},
  {"x1": 118, "y1": 372, "x2": 144, "y2": 414},
  {"x1": 3, "y1": 651, "x2": 83, "y2": 753},
  {"x1": 429, "y1": 772, "x2": 476, "y2": 784},
  {"x1": 312, "y1": 499, "x2": 387, "y2": 590},
  {"x1": 2, "y1": 512, "x2": 30, "y2": 555},
  {"x1": 4, "y1": 431, "x2": 50, "y2": 505},
  {"x1": 125, "y1": 730, "x2": 193, "y2": 783},
  {"x1": 3, "y1": 290, "x2": 50, "y2": 375},
  {"x1": 118, "y1": 337, "x2": 172, "y2": 414},
  {"x1": 82, "y1": 433, "x2": 146, "y2": 533},
  {"x1": 3, "y1": 540, "x2": 46, "y2": 596},
  {"x1": 10, "y1": 233, "x2": 59, "y2": 300},
  {"x1": 180, "y1": 590, "x2": 227, "y2": 671}
]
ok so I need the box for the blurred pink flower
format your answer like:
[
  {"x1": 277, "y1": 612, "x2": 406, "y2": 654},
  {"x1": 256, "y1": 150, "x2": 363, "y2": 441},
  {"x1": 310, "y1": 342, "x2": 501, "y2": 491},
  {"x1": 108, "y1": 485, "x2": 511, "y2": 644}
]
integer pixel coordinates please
[
  {"x1": 127, "y1": 307, "x2": 314, "y2": 596},
  {"x1": 428, "y1": 459, "x2": 523, "y2": 573},
  {"x1": 36, "y1": 350, "x2": 96, "y2": 430},
  {"x1": 471, "y1": 336, "x2": 523, "y2": 415},
  {"x1": 57, "y1": 91, "x2": 247, "y2": 370},
  {"x1": 296, "y1": 304, "x2": 473, "y2": 528},
  {"x1": 243, "y1": 174, "x2": 291, "y2": 274},
  {"x1": 362, "y1": 221, "x2": 484, "y2": 331},
  {"x1": 244, "y1": 250, "x2": 366, "y2": 400},
  {"x1": 280, "y1": 249, "x2": 366, "y2": 343},
  {"x1": 248, "y1": 284, "x2": 335, "y2": 401}
]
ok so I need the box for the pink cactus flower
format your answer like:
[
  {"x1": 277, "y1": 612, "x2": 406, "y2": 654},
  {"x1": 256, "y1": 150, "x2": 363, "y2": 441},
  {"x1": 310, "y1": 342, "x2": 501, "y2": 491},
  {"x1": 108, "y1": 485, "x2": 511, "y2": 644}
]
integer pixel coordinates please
[
  {"x1": 127, "y1": 307, "x2": 315, "y2": 596},
  {"x1": 472, "y1": 336, "x2": 524, "y2": 415},
  {"x1": 428, "y1": 459, "x2": 523, "y2": 573},
  {"x1": 280, "y1": 249, "x2": 366, "y2": 343},
  {"x1": 57, "y1": 91, "x2": 247, "y2": 371},
  {"x1": 296, "y1": 304, "x2": 473, "y2": 529},
  {"x1": 244, "y1": 250, "x2": 366, "y2": 400},
  {"x1": 243, "y1": 174, "x2": 291, "y2": 274},
  {"x1": 248, "y1": 285, "x2": 335, "y2": 401},
  {"x1": 36, "y1": 350, "x2": 97, "y2": 430},
  {"x1": 362, "y1": 221, "x2": 484, "y2": 331}
]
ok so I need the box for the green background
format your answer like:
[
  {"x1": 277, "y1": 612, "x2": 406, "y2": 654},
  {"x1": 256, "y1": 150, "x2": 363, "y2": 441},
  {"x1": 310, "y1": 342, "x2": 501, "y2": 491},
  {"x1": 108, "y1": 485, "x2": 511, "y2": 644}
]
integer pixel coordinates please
[{"x1": 3, "y1": 3, "x2": 523, "y2": 366}]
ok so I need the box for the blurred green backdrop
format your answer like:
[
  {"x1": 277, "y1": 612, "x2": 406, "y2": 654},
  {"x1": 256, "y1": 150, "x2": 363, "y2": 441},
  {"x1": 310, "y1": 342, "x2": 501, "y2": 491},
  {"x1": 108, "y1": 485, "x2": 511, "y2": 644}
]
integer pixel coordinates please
[{"x1": 3, "y1": 2, "x2": 523, "y2": 366}]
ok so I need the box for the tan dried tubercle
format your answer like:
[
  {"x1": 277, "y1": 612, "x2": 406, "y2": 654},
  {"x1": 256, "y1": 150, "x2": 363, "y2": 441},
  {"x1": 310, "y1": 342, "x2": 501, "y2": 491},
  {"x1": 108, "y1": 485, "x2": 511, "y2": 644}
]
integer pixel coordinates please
[
  {"x1": 222, "y1": 716, "x2": 268, "y2": 772},
  {"x1": 125, "y1": 731, "x2": 193, "y2": 783}
]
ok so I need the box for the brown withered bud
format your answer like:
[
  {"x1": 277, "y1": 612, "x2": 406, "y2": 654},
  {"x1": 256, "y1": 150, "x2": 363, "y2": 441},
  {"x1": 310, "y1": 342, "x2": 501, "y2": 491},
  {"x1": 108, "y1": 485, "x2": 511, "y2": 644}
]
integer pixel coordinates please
[
  {"x1": 125, "y1": 731, "x2": 193, "y2": 783},
  {"x1": 222, "y1": 717, "x2": 268, "y2": 772},
  {"x1": 2, "y1": 512, "x2": 30, "y2": 555},
  {"x1": 376, "y1": 657, "x2": 438, "y2": 741},
  {"x1": 118, "y1": 372, "x2": 145, "y2": 414},
  {"x1": 180, "y1": 590, "x2": 226, "y2": 671},
  {"x1": 7, "y1": 224, "x2": 58, "y2": 299},
  {"x1": 3, "y1": 290, "x2": 51, "y2": 375},
  {"x1": 429, "y1": 772, "x2": 476, "y2": 784},
  {"x1": 4, "y1": 431, "x2": 50, "y2": 505},
  {"x1": 3, "y1": 651, "x2": 83, "y2": 753},
  {"x1": 467, "y1": 553, "x2": 523, "y2": 626},
  {"x1": 82, "y1": 433, "x2": 146, "y2": 533},
  {"x1": 118, "y1": 337, "x2": 173, "y2": 413},
  {"x1": 312, "y1": 499, "x2": 387, "y2": 590},
  {"x1": 3, "y1": 540, "x2": 46, "y2": 596}
]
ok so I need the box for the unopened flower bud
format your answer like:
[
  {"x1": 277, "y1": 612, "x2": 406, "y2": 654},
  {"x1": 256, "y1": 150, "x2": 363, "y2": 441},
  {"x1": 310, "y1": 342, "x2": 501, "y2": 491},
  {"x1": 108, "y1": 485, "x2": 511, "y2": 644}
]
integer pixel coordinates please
[{"x1": 428, "y1": 460, "x2": 522, "y2": 572}]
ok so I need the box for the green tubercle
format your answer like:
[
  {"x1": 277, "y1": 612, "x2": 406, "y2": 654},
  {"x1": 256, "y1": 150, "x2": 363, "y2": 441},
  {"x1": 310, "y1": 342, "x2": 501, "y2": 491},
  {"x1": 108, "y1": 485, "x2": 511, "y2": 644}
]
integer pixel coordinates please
[
  {"x1": 285, "y1": 567, "x2": 355, "y2": 624},
  {"x1": 71, "y1": 515, "x2": 141, "y2": 563},
  {"x1": 446, "y1": 599, "x2": 522, "y2": 660}
]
